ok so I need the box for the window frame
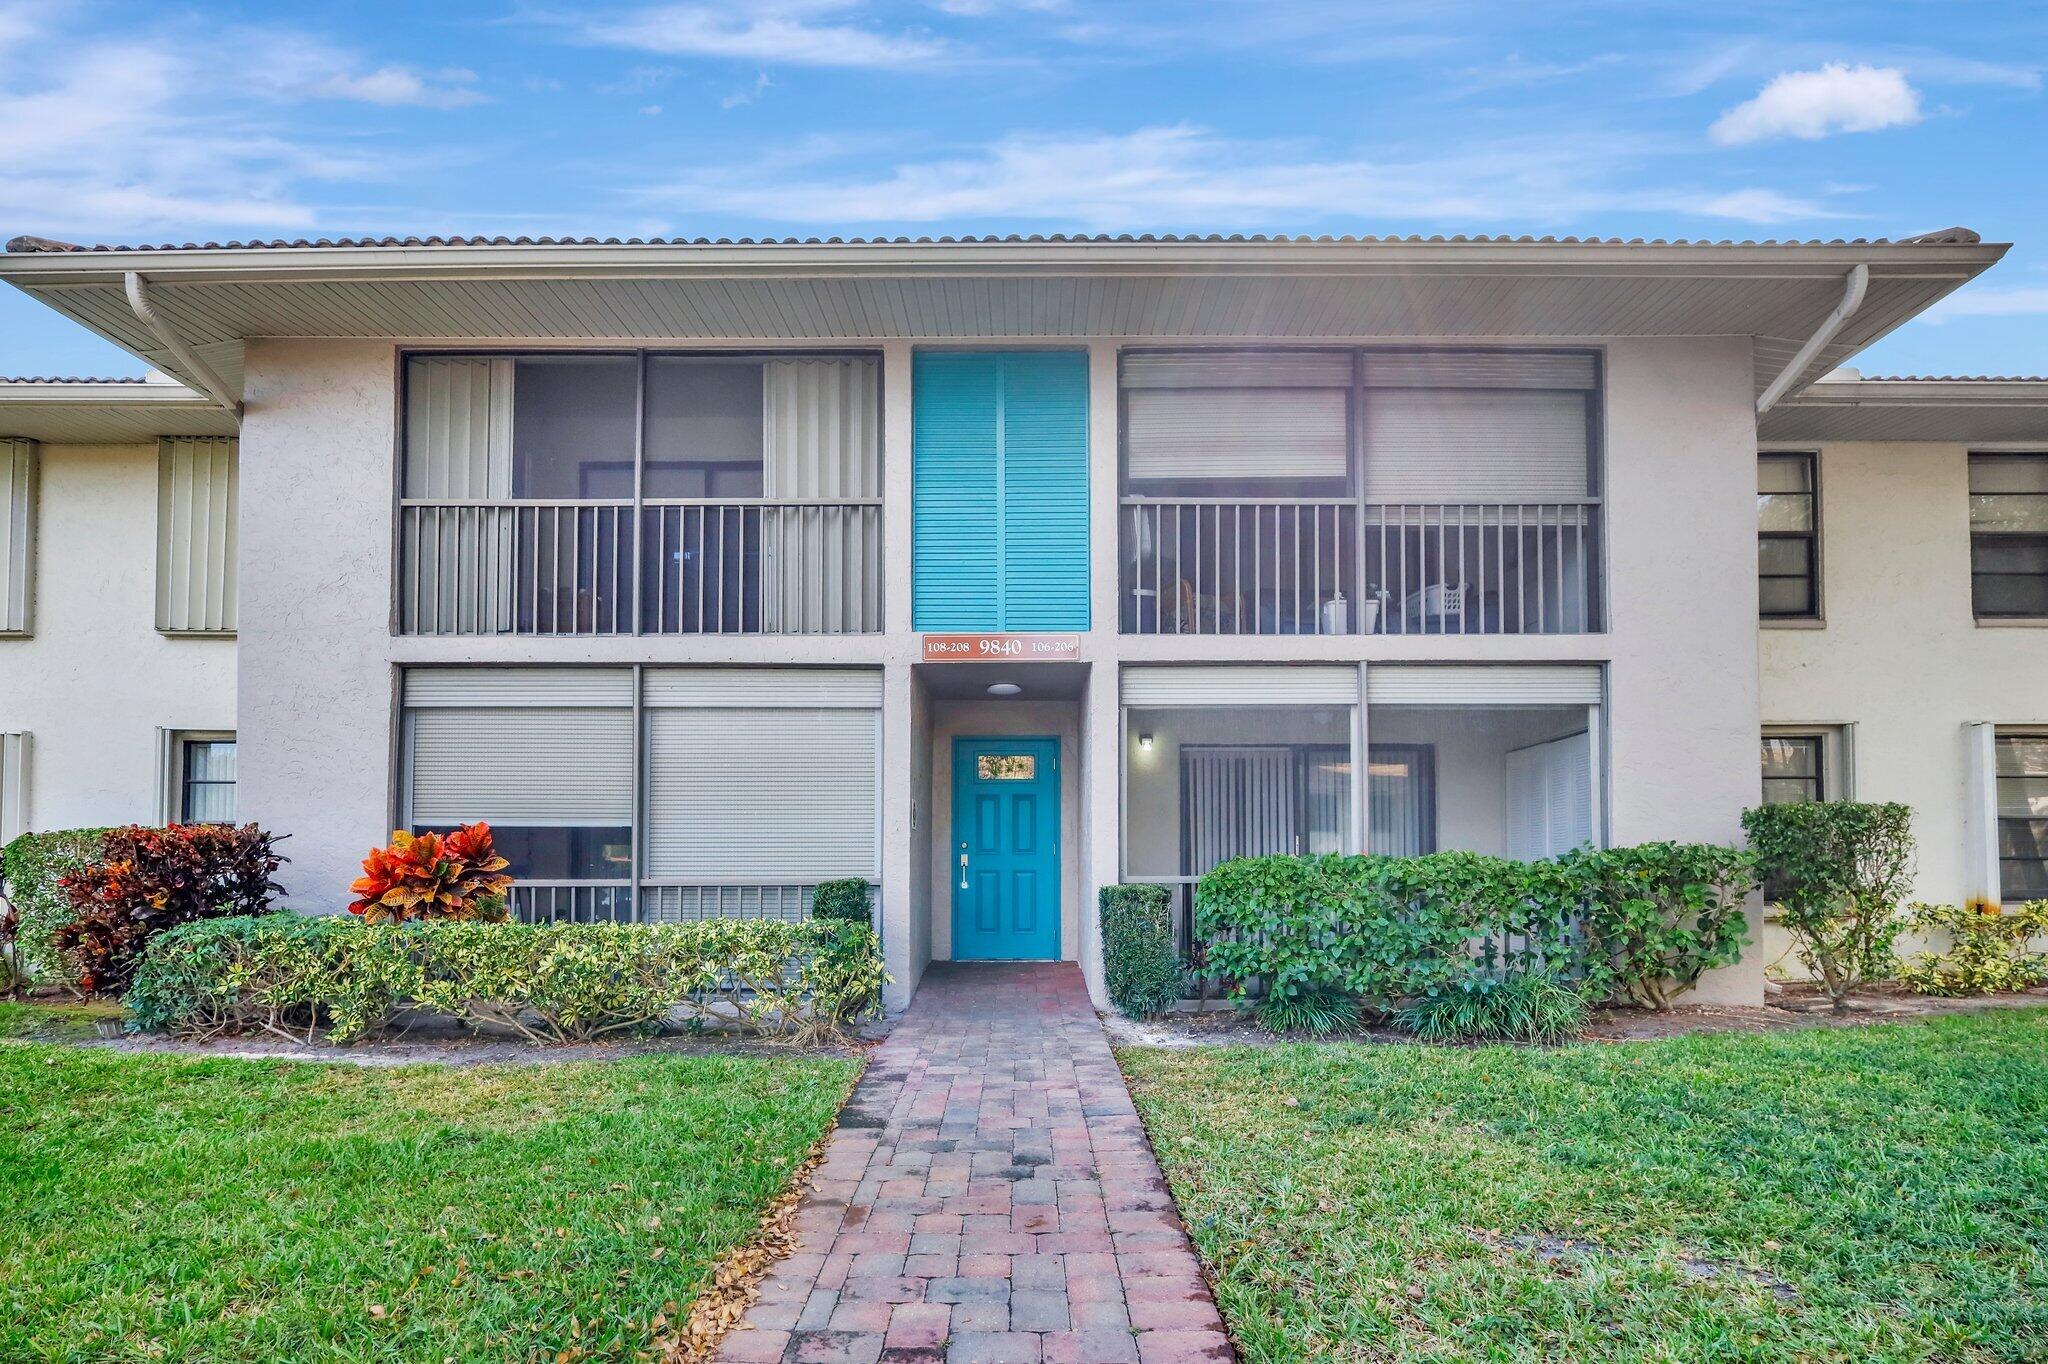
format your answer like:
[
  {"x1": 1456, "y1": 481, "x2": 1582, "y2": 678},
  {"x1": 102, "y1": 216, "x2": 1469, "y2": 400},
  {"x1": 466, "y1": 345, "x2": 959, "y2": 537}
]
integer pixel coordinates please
[
  {"x1": 393, "y1": 347, "x2": 886, "y2": 637},
  {"x1": 1994, "y1": 729, "x2": 2048, "y2": 903},
  {"x1": 1968, "y1": 452, "x2": 2048, "y2": 622},
  {"x1": 163, "y1": 730, "x2": 235, "y2": 825},
  {"x1": 1758, "y1": 450, "x2": 1821, "y2": 623}
]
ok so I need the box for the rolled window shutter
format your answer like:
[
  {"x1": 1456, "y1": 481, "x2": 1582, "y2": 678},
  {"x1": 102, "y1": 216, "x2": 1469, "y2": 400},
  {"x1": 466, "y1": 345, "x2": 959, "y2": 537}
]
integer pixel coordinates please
[
  {"x1": 1125, "y1": 388, "x2": 1348, "y2": 481},
  {"x1": 1122, "y1": 351, "x2": 1352, "y2": 388},
  {"x1": 1366, "y1": 664, "x2": 1602, "y2": 706},
  {"x1": 1362, "y1": 351, "x2": 1596, "y2": 390},
  {"x1": 403, "y1": 668, "x2": 633, "y2": 828},
  {"x1": 645, "y1": 708, "x2": 878, "y2": 881},
  {"x1": 0, "y1": 441, "x2": 34, "y2": 635},
  {"x1": 1121, "y1": 665, "x2": 1358, "y2": 707},
  {"x1": 1363, "y1": 389, "x2": 1590, "y2": 501},
  {"x1": 156, "y1": 438, "x2": 238, "y2": 633},
  {"x1": 642, "y1": 667, "x2": 881, "y2": 707},
  {"x1": 408, "y1": 708, "x2": 633, "y2": 826}
]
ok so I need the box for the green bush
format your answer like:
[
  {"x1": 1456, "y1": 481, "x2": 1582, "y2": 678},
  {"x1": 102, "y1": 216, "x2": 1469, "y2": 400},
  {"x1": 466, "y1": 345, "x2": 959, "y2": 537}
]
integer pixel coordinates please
[
  {"x1": 1, "y1": 828, "x2": 110, "y2": 991},
  {"x1": 1898, "y1": 901, "x2": 2048, "y2": 997},
  {"x1": 1743, "y1": 801, "x2": 1914, "y2": 1011},
  {"x1": 1396, "y1": 968, "x2": 1589, "y2": 1044},
  {"x1": 812, "y1": 878, "x2": 874, "y2": 927},
  {"x1": 129, "y1": 914, "x2": 887, "y2": 1045},
  {"x1": 1100, "y1": 885, "x2": 1184, "y2": 1018},
  {"x1": 1562, "y1": 842, "x2": 1754, "y2": 1009},
  {"x1": 1196, "y1": 844, "x2": 1752, "y2": 1015}
]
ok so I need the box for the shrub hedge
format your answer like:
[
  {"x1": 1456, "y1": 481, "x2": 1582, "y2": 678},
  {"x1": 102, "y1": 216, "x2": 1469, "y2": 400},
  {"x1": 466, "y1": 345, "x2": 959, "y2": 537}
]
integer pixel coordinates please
[
  {"x1": 1898, "y1": 901, "x2": 2048, "y2": 997},
  {"x1": 1196, "y1": 844, "x2": 1753, "y2": 1014},
  {"x1": 812, "y1": 878, "x2": 874, "y2": 927},
  {"x1": 1, "y1": 828, "x2": 109, "y2": 990},
  {"x1": 128, "y1": 914, "x2": 886, "y2": 1045},
  {"x1": 54, "y1": 824, "x2": 286, "y2": 994},
  {"x1": 1743, "y1": 801, "x2": 1914, "y2": 1010},
  {"x1": 1099, "y1": 885, "x2": 1184, "y2": 1018}
]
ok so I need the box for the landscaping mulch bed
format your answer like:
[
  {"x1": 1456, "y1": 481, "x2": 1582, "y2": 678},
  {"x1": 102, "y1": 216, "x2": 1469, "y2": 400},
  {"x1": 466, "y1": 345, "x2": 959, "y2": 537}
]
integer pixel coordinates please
[{"x1": 1107, "y1": 982, "x2": 2048, "y2": 1047}]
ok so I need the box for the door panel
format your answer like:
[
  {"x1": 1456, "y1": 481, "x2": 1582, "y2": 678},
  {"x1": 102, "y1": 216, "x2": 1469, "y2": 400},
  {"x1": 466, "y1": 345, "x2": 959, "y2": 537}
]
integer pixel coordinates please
[{"x1": 952, "y1": 736, "x2": 1061, "y2": 960}]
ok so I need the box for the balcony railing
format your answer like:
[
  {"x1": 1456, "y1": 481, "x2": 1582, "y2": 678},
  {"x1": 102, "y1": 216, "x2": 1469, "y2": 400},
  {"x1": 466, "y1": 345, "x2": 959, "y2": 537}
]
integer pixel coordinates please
[
  {"x1": 398, "y1": 499, "x2": 883, "y2": 635},
  {"x1": 1121, "y1": 499, "x2": 1601, "y2": 635},
  {"x1": 507, "y1": 881, "x2": 822, "y2": 925}
]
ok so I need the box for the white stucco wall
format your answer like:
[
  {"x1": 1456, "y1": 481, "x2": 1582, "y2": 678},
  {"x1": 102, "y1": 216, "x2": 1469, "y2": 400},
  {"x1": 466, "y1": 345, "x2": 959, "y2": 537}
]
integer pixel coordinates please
[
  {"x1": 0, "y1": 441, "x2": 235, "y2": 832},
  {"x1": 1762, "y1": 439, "x2": 2048, "y2": 917},
  {"x1": 236, "y1": 340, "x2": 398, "y2": 908}
]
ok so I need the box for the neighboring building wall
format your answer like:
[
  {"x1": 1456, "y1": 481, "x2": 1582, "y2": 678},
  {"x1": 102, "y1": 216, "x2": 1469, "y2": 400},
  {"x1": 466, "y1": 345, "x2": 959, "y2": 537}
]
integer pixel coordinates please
[
  {"x1": 0, "y1": 442, "x2": 234, "y2": 831},
  {"x1": 1762, "y1": 439, "x2": 2048, "y2": 918}
]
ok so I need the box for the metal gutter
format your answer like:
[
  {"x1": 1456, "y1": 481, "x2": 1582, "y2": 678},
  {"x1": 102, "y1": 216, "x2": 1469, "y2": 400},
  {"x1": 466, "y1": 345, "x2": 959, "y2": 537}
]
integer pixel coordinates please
[
  {"x1": 1756, "y1": 264, "x2": 1868, "y2": 415},
  {"x1": 122, "y1": 272, "x2": 241, "y2": 417}
]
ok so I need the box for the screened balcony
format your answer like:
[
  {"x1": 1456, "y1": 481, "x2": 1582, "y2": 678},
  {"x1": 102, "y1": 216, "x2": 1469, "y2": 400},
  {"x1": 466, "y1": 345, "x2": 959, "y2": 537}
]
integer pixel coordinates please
[
  {"x1": 1119, "y1": 349, "x2": 1604, "y2": 635},
  {"x1": 399, "y1": 353, "x2": 883, "y2": 636}
]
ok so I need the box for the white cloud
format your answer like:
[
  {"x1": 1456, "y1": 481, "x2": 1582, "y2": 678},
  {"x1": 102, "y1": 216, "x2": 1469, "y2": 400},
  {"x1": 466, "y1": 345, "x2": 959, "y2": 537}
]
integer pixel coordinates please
[
  {"x1": 722, "y1": 71, "x2": 773, "y2": 107},
  {"x1": 0, "y1": 23, "x2": 473, "y2": 239},
  {"x1": 1925, "y1": 287, "x2": 2048, "y2": 321},
  {"x1": 1686, "y1": 188, "x2": 1835, "y2": 224},
  {"x1": 1709, "y1": 63, "x2": 1923, "y2": 145},
  {"x1": 640, "y1": 122, "x2": 1836, "y2": 228},
  {"x1": 579, "y1": 1, "x2": 952, "y2": 69}
]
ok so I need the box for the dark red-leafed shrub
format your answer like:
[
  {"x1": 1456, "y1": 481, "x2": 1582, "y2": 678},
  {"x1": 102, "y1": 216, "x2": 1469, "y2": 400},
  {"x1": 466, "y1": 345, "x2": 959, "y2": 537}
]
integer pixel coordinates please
[{"x1": 52, "y1": 824, "x2": 287, "y2": 994}]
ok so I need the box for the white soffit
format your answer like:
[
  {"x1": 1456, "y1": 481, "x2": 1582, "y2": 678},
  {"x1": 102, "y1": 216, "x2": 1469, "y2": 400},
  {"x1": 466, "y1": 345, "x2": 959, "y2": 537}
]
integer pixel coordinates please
[
  {"x1": 1759, "y1": 377, "x2": 2048, "y2": 443},
  {"x1": 0, "y1": 235, "x2": 2006, "y2": 405},
  {"x1": 0, "y1": 379, "x2": 235, "y2": 441}
]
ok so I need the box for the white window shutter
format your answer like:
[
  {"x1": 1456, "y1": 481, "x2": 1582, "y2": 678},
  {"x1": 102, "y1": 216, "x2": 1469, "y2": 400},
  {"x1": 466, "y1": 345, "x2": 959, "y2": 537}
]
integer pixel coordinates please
[
  {"x1": 0, "y1": 441, "x2": 34, "y2": 636},
  {"x1": 157, "y1": 438, "x2": 238, "y2": 634}
]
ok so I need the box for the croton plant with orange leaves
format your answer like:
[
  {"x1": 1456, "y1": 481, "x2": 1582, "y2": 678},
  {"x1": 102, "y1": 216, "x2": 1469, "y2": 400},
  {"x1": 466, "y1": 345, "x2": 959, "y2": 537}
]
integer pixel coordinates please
[{"x1": 349, "y1": 823, "x2": 514, "y2": 924}]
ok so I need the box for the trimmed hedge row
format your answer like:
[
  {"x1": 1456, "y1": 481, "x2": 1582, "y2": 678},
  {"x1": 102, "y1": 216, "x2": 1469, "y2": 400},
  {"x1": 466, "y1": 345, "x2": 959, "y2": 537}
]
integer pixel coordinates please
[
  {"x1": 128, "y1": 915, "x2": 886, "y2": 1045},
  {"x1": 1196, "y1": 843, "x2": 1755, "y2": 1012},
  {"x1": 1, "y1": 828, "x2": 109, "y2": 990}
]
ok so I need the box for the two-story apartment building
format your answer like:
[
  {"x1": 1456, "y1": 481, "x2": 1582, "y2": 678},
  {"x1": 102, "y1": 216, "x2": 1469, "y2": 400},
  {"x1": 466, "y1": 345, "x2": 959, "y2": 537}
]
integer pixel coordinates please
[{"x1": 0, "y1": 228, "x2": 2038, "y2": 1013}]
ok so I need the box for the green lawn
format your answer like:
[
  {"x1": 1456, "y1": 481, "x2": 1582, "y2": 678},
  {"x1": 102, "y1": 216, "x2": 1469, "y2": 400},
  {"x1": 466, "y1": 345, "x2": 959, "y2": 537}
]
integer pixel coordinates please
[
  {"x1": 0, "y1": 998, "x2": 125, "y2": 1043},
  {"x1": 1122, "y1": 1011, "x2": 2048, "y2": 1364},
  {"x1": 1, "y1": 1040, "x2": 857, "y2": 1362}
]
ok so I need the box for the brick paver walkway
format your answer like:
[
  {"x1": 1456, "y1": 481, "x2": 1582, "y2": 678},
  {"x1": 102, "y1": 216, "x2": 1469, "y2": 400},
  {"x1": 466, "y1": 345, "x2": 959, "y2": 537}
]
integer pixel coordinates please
[{"x1": 716, "y1": 961, "x2": 1234, "y2": 1364}]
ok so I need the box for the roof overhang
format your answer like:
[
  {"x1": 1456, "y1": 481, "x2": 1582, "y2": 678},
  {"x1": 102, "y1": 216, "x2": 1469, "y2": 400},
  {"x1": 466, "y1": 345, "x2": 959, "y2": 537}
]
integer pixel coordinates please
[
  {"x1": 0, "y1": 379, "x2": 237, "y2": 441},
  {"x1": 1760, "y1": 377, "x2": 2048, "y2": 443},
  {"x1": 0, "y1": 234, "x2": 2008, "y2": 405}
]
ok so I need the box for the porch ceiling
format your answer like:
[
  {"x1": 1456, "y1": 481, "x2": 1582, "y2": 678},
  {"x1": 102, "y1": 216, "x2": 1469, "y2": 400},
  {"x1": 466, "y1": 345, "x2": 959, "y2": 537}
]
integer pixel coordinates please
[
  {"x1": 0, "y1": 233, "x2": 2006, "y2": 407},
  {"x1": 918, "y1": 661, "x2": 1089, "y2": 700},
  {"x1": 0, "y1": 378, "x2": 237, "y2": 441},
  {"x1": 1759, "y1": 376, "x2": 2048, "y2": 443}
]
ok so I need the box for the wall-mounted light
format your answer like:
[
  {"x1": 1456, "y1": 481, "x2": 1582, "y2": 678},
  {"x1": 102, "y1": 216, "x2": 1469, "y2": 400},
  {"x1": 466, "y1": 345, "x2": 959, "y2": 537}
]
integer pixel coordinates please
[
  {"x1": 1138, "y1": 732, "x2": 1154, "y2": 752},
  {"x1": 987, "y1": 681, "x2": 1022, "y2": 697}
]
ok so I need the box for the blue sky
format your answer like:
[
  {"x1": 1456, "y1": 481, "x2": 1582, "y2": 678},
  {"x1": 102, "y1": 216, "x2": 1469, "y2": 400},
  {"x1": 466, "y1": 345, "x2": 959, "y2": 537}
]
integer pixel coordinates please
[{"x1": 1, "y1": 0, "x2": 2043, "y2": 378}]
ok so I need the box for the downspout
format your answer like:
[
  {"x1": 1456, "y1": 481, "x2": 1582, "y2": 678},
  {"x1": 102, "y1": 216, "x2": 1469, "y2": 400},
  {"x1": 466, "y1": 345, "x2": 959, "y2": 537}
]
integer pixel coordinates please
[
  {"x1": 1755, "y1": 263, "x2": 1868, "y2": 416},
  {"x1": 123, "y1": 272, "x2": 242, "y2": 418}
]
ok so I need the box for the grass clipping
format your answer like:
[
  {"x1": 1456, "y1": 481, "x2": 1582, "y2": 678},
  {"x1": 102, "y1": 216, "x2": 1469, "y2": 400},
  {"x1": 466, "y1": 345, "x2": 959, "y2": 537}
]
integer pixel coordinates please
[{"x1": 657, "y1": 1059, "x2": 864, "y2": 1362}]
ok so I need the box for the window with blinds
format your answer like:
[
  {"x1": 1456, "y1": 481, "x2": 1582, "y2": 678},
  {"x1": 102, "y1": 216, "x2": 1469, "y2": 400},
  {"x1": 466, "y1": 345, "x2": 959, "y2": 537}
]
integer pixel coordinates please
[{"x1": 0, "y1": 441, "x2": 33, "y2": 636}]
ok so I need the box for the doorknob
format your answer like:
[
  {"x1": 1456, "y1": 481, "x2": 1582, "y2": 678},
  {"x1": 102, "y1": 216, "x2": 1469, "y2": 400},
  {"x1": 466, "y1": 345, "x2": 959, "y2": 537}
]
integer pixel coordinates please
[{"x1": 958, "y1": 846, "x2": 969, "y2": 890}]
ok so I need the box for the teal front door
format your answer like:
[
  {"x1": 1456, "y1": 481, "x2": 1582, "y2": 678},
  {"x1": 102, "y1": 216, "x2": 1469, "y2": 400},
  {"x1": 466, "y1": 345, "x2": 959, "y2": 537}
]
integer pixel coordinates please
[{"x1": 952, "y1": 736, "x2": 1061, "y2": 960}]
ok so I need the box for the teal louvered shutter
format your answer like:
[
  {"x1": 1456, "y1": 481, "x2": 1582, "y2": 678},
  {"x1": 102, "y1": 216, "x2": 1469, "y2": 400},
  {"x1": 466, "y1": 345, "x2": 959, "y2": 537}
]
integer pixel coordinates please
[
  {"x1": 912, "y1": 351, "x2": 1089, "y2": 630},
  {"x1": 912, "y1": 353, "x2": 1001, "y2": 628},
  {"x1": 998, "y1": 352, "x2": 1090, "y2": 629}
]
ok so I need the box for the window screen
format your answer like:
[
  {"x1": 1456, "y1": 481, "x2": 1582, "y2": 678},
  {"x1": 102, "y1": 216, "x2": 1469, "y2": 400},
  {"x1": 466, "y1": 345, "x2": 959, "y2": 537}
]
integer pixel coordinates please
[{"x1": 1970, "y1": 455, "x2": 2048, "y2": 619}]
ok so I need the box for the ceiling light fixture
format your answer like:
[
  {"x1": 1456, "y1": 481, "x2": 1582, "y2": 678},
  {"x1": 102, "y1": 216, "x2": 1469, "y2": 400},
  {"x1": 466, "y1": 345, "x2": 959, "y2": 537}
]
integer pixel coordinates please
[{"x1": 987, "y1": 682, "x2": 1022, "y2": 697}]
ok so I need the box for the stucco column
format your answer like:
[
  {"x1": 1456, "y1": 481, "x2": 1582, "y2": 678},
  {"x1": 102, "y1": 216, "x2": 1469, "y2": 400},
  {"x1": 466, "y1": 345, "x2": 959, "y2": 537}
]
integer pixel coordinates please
[
  {"x1": 881, "y1": 341, "x2": 915, "y2": 635},
  {"x1": 1079, "y1": 660, "x2": 1119, "y2": 1007},
  {"x1": 236, "y1": 339, "x2": 398, "y2": 911},
  {"x1": 880, "y1": 659, "x2": 919, "y2": 1013},
  {"x1": 1603, "y1": 336, "x2": 1765, "y2": 1004}
]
